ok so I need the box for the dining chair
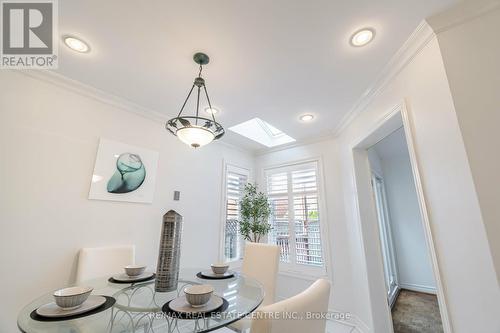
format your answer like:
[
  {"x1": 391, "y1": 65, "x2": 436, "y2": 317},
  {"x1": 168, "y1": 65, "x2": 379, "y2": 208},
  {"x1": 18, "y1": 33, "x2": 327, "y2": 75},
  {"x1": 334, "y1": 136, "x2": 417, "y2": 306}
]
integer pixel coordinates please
[
  {"x1": 241, "y1": 242, "x2": 280, "y2": 306},
  {"x1": 250, "y1": 279, "x2": 331, "y2": 333},
  {"x1": 75, "y1": 245, "x2": 135, "y2": 283},
  {"x1": 229, "y1": 242, "x2": 280, "y2": 332}
]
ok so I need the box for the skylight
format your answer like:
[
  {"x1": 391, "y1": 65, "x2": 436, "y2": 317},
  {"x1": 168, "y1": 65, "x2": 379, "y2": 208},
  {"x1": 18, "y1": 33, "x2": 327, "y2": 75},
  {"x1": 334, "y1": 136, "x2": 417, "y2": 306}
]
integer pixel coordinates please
[{"x1": 229, "y1": 118, "x2": 296, "y2": 147}]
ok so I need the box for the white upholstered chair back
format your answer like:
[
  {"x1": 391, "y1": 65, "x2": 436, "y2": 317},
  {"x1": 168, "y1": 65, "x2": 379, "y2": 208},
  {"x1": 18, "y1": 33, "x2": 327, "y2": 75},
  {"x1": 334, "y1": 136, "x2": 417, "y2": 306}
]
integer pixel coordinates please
[
  {"x1": 76, "y1": 245, "x2": 135, "y2": 283},
  {"x1": 242, "y1": 242, "x2": 280, "y2": 306},
  {"x1": 250, "y1": 279, "x2": 331, "y2": 333}
]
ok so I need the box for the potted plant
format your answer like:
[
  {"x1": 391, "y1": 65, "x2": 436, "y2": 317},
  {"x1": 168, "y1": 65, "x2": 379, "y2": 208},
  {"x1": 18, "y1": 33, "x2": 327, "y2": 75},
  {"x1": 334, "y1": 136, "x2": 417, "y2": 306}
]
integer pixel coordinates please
[{"x1": 238, "y1": 183, "x2": 272, "y2": 243}]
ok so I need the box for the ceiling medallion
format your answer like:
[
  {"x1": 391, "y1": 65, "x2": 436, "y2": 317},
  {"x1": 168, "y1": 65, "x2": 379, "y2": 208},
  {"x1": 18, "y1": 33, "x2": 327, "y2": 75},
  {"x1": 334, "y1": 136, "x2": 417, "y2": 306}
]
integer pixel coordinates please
[{"x1": 166, "y1": 53, "x2": 225, "y2": 148}]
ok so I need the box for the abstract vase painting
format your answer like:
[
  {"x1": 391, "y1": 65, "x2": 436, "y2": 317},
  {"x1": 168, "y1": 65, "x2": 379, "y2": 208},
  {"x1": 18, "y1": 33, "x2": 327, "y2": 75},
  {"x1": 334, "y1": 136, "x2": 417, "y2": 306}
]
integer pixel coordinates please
[
  {"x1": 107, "y1": 153, "x2": 146, "y2": 193},
  {"x1": 89, "y1": 138, "x2": 159, "y2": 203}
]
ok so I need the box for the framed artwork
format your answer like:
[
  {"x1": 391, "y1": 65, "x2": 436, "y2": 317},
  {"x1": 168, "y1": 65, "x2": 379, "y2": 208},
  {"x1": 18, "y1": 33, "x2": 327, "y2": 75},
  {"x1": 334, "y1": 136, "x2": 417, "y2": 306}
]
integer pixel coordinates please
[{"x1": 88, "y1": 138, "x2": 159, "y2": 203}]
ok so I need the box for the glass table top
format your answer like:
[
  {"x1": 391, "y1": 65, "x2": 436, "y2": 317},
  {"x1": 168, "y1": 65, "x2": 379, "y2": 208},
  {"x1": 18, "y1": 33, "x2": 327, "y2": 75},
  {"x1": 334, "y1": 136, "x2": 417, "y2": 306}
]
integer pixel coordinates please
[{"x1": 17, "y1": 268, "x2": 264, "y2": 333}]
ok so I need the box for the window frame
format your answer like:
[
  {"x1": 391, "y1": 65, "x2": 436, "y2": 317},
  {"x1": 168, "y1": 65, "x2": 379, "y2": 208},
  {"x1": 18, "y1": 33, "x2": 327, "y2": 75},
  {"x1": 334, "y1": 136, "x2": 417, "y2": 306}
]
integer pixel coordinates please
[
  {"x1": 263, "y1": 158, "x2": 330, "y2": 278},
  {"x1": 219, "y1": 162, "x2": 251, "y2": 265}
]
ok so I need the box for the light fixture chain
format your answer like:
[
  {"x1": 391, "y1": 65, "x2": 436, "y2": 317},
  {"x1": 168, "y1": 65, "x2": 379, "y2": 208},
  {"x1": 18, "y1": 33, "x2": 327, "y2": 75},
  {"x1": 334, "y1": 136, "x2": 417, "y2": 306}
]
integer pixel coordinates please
[
  {"x1": 195, "y1": 86, "x2": 201, "y2": 125},
  {"x1": 177, "y1": 84, "x2": 195, "y2": 118},
  {"x1": 203, "y1": 85, "x2": 216, "y2": 123}
]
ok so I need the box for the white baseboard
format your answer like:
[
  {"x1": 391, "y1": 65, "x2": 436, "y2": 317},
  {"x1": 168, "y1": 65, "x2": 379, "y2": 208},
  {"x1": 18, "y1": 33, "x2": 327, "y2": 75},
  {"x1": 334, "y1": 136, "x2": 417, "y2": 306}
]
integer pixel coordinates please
[
  {"x1": 349, "y1": 314, "x2": 370, "y2": 333},
  {"x1": 399, "y1": 282, "x2": 437, "y2": 294},
  {"x1": 327, "y1": 309, "x2": 370, "y2": 333}
]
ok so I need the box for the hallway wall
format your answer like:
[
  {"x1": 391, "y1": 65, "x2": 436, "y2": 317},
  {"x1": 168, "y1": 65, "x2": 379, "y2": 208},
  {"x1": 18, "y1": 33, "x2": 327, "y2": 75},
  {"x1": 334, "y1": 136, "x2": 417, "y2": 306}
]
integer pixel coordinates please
[
  {"x1": 382, "y1": 155, "x2": 436, "y2": 293},
  {"x1": 428, "y1": 0, "x2": 500, "y2": 281},
  {"x1": 379, "y1": 134, "x2": 436, "y2": 293},
  {"x1": 368, "y1": 136, "x2": 436, "y2": 294},
  {"x1": 335, "y1": 29, "x2": 500, "y2": 332}
]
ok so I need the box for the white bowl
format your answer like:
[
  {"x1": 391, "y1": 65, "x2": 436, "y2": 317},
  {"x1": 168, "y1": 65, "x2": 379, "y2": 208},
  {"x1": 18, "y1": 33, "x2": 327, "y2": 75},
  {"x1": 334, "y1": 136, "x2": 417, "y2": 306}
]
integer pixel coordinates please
[
  {"x1": 211, "y1": 263, "x2": 229, "y2": 275},
  {"x1": 124, "y1": 265, "x2": 147, "y2": 277},
  {"x1": 184, "y1": 284, "x2": 214, "y2": 307},
  {"x1": 53, "y1": 286, "x2": 93, "y2": 310}
]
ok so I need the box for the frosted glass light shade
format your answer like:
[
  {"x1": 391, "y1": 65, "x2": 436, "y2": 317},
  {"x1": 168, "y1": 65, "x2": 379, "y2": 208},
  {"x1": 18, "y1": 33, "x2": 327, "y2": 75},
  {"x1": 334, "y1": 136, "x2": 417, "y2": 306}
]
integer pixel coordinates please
[{"x1": 176, "y1": 126, "x2": 215, "y2": 148}]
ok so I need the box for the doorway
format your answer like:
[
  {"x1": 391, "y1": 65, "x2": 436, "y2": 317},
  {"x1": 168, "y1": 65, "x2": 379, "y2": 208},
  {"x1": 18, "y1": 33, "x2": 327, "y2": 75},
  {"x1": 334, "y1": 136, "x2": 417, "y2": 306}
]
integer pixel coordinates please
[
  {"x1": 350, "y1": 104, "x2": 451, "y2": 333},
  {"x1": 368, "y1": 127, "x2": 442, "y2": 332}
]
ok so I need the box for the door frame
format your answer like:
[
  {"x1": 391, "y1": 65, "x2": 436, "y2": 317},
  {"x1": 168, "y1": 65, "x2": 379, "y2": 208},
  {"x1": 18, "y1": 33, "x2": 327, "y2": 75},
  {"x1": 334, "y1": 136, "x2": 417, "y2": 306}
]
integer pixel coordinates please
[
  {"x1": 371, "y1": 172, "x2": 400, "y2": 308},
  {"x1": 350, "y1": 101, "x2": 451, "y2": 332}
]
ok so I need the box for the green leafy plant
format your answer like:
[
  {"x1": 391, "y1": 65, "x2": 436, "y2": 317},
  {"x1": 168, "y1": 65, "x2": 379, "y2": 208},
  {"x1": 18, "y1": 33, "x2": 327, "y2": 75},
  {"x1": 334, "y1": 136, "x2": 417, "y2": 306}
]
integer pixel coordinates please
[
  {"x1": 308, "y1": 210, "x2": 319, "y2": 219},
  {"x1": 239, "y1": 183, "x2": 272, "y2": 243}
]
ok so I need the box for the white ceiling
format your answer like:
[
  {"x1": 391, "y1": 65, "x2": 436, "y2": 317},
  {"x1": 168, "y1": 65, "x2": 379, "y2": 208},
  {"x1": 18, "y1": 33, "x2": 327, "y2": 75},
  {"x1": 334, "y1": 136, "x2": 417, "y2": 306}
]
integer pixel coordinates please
[{"x1": 56, "y1": 0, "x2": 458, "y2": 151}]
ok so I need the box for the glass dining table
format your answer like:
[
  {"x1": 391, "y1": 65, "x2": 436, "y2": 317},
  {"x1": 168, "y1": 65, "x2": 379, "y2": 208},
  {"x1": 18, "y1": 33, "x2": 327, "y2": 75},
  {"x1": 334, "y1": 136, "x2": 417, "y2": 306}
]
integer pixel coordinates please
[{"x1": 17, "y1": 268, "x2": 264, "y2": 333}]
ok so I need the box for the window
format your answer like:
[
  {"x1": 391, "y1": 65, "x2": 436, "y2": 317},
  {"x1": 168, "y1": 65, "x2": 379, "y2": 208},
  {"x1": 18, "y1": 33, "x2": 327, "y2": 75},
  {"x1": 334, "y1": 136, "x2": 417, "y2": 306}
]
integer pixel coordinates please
[
  {"x1": 266, "y1": 161, "x2": 325, "y2": 273},
  {"x1": 223, "y1": 165, "x2": 249, "y2": 262},
  {"x1": 228, "y1": 118, "x2": 296, "y2": 147}
]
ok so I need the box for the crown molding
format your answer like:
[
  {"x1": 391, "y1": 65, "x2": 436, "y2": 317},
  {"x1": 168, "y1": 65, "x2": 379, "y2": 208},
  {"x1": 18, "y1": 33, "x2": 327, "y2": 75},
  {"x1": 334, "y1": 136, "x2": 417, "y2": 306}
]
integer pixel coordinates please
[
  {"x1": 12, "y1": 20, "x2": 438, "y2": 156},
  {"x1": 14, "y1": 69, "x2": 256, "y2": 155},
  {"x1": 332, "y1": 0, "x2": 500, "y2": 138},
  {"x1": 254, "y1": 129, "x2": 336, "y2": 157},
  {"x1": 213, "y1": 139, "x2": 256, "y2": 156},
  {"x1": 427, "y1": 0, "x2": 500, "y2": 34},
  {"x1": 332, "y1": 20, "x2": 435, "y2": 137},
  {"x1": 16, "y1": 69, "x2": 169, "y2": 124},
  {"x1": 256, "y1": 18, "x2": 434, "y2": 156},
  {"x1": 18, "y1": 0, "x2": 494, "y2": 156}
]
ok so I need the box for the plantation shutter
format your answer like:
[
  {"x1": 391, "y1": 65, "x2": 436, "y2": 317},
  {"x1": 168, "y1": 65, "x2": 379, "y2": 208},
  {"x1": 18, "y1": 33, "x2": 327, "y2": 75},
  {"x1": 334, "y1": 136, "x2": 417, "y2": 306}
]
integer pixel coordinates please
[
  {"x1": 292, "y1": 168, "x2": 323, "y2": 266},
  {"x1": 266, "y1": 162, "x2": 324, "y2": 269},
  {"x1": 224, "y1": 167, "x2": 248, "y2": 261},
  {"x1": 267, "y1": 171, "x2": 290, "y2": 262}
]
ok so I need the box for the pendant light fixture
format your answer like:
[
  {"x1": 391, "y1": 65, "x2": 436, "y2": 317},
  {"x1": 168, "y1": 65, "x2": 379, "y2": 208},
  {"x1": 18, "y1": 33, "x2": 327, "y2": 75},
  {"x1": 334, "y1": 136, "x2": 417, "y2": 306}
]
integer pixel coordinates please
[{"x1": 166, "y1": 53, "x2": 225, "y2": 148}]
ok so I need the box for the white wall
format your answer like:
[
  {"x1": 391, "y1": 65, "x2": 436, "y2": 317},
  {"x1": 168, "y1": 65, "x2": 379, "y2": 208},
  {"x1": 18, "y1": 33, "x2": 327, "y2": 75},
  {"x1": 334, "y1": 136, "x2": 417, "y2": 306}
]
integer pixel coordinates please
[
  {"x1": 255, "y1": 24, "x2": 500, "y2": 333},
  {"x1": 367, "y1": 149, "x2": 383, "y2": 176},
  {"x1": 429, "y1": 1, "x2": 500, "y2": 282},
  {"x1": 257, "y1": 16, "x2": 500, "y2": 332},
  {"x1": 255, "y1": 140, "x2": 358, "y2": 319},
  {"x1": 336, "y1": 30, "x2": 500, "y2": 332},
  {"x1": 369, "y1": 134, "x2": 436, "y2": 293},
  {"x1": 0, "y1": 70, "x2": 254, "y2": 332},
  {"x1": 381, "y1": 156, "x2": 436, "y2": 292}
]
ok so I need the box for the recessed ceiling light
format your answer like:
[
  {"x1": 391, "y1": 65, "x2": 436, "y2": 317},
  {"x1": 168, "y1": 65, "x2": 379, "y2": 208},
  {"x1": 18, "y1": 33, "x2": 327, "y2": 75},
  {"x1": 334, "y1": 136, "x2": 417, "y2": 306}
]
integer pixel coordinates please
[
  {"x1": 63, "y1": 36, "x2": 90, "y2": 53},
  {"x1": 350, "y1": 28, "x2": 375, "y2": 47},
  {"x1": 300, "y1": 114, "x2": 314, "y2": 122},
  {"x1": 205, "y1": 107, "x2": 219, "y2": 115}
]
